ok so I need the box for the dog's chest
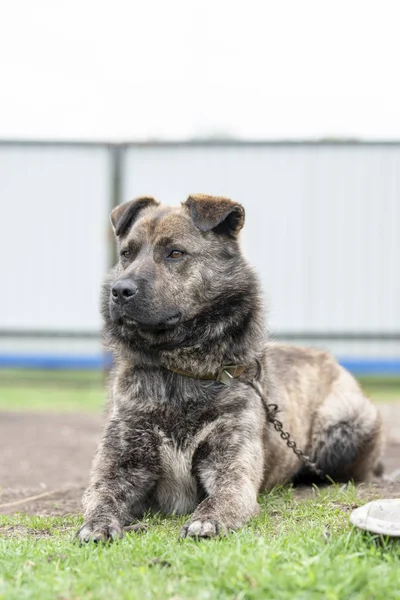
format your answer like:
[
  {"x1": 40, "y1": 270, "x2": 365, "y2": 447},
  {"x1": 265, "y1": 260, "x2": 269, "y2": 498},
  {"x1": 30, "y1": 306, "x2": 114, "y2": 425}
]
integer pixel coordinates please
[
  {"x1": 127, "y1": 376, "x2": 222, "y2": 514},
  {"x1": 151, "y1": 399, "x2": 218, "y2": 515},
  {"x1": 154, "y1": 438, "x2": 199, "y2": 515}
]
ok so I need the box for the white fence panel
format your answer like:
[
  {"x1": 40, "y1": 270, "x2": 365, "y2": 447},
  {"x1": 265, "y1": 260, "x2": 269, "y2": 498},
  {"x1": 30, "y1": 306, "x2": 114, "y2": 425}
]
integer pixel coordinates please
[{"x1": 0, "y1": 144, "x2": 111, "y2": 333}]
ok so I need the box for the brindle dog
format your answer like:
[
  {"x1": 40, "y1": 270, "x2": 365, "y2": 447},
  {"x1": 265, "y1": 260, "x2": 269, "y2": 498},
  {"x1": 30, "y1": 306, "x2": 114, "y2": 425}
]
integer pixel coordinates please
[{"x1": 78, "y1": 194, "x2": 383, "y2": 542}]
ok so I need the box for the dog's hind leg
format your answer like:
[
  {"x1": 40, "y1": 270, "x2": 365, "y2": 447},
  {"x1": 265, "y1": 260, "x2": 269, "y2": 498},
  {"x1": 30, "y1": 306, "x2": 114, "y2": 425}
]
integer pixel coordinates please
[{"x1": 305, "y1": 368, "x2": 384, "y2": 483}]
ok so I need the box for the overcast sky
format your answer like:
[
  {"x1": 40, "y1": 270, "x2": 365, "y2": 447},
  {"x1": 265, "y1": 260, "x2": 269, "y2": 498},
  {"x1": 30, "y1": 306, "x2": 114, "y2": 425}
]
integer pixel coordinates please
[{"x1": 1, "y1": 0, "x2": 399, "y2": 141}]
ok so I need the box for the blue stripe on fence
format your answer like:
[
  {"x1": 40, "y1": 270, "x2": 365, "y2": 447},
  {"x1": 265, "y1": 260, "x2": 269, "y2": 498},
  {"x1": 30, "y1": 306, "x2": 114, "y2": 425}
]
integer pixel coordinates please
[
  {"x1": 0, "y1": 353, "x2": 400, "y2": 374},
  {"x1": 339, "y1": 358, "x2": 400, "y2": 375},
  {"x1": 0, "y1": 354, "x2": 111, "y2": 370}
]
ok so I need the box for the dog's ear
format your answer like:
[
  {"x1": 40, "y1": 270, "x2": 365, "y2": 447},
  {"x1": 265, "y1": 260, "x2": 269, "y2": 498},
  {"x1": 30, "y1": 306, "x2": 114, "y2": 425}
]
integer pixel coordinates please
[
  {"x1": 183, "y1": 194, "x2": 245, "y2": 235},
  {"x1": 111, "y1": 197, "x2": 159, "y2": 237}
]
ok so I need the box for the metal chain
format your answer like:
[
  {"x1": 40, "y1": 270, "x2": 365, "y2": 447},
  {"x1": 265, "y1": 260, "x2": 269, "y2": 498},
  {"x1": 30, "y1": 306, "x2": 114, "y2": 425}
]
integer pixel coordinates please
[{"x1": 245, "y1": 379, "x2": 326, "y2": 480}]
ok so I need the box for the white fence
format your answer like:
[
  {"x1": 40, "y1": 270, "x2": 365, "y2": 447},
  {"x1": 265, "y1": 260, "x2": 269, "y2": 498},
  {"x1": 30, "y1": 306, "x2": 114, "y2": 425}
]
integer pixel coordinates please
[{"x1": 1, "y1": 141, "x2": 399, "y2": 372}]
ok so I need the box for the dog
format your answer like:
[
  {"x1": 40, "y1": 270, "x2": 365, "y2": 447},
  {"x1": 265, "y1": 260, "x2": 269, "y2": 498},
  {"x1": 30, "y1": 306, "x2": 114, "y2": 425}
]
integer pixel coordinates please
[{"x1": 78, "y1": 194, "x2": 384, "y2": 542}]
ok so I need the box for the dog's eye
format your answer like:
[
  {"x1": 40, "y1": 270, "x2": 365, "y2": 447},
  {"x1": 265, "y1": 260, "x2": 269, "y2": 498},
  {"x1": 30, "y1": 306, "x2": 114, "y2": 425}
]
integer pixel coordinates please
[
  {"x1": 168, "y1": 250, "x2": 184, "y2": 260},
  {"x1": 121, "y1": 249, "x2": 131, "y2": 259}
]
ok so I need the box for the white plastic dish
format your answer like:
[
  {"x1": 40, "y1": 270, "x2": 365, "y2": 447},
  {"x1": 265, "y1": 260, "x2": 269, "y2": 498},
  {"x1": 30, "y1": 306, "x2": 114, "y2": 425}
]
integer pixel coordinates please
[{"x1": 350, "y1": 499, "x2": 400, "y2": 536}]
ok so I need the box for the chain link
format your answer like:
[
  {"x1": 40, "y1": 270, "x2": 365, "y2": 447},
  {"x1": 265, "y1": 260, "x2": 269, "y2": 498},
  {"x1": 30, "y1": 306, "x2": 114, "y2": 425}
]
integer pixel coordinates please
[{"x1": 245, "y1": 380, "x2": 326, "y2": 480}]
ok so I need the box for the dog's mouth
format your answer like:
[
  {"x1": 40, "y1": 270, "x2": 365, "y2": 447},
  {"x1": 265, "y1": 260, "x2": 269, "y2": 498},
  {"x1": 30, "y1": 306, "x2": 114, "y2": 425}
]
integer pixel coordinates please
[{"x1": 118, "y1": 312, "x2": 182, "y2": 333}]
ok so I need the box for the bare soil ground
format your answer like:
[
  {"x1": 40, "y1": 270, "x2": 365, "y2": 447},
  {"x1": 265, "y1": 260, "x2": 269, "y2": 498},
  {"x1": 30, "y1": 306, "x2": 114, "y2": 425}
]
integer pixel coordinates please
[{"x1": 1, "y1": 407, "x2": 399, "y2": 516}]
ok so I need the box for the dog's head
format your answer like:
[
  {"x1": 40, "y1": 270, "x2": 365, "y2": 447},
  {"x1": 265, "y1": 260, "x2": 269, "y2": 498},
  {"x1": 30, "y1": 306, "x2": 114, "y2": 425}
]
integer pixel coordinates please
[{"x1": 104, "y1": 194, "x2": 251, "y2": 347}]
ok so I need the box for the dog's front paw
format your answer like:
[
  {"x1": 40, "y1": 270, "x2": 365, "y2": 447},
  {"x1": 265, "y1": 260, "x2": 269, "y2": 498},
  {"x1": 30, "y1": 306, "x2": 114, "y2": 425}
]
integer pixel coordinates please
[
  {"x1": 180, "y1": 518, "x2": 227, "y2": 540},
  {"x1": 76, "y1": 520, "x2": 123, "y2": 544}
]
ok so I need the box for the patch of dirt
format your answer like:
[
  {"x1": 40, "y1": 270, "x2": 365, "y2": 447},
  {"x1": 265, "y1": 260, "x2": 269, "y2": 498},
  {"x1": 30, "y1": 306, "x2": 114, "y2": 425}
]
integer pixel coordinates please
[
  {"x1": 0, "y1": 407, "x2": 399, "y2": 517},
  {"x1": 0, "y1": 486, "x2": 86, "y2": 516},
  {"x1": 0, "y1": 524, "x2": 56, "y2": 539},
  {"x1": 0, "y1": 411, "x2": 102, "y2": 516},
  {"x1": 0, "y1": 412, "x2": 103, "y2": 488},
  {"x1": 293, "y1": 479, "x2": 400, "y2": 502}
]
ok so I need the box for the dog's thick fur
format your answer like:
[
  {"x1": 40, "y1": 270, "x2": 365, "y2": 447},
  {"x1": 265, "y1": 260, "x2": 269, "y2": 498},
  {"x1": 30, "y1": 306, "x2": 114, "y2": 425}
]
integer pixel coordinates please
[{"x1": 78, "y1": 194, "x2": 384, "y2": 542}]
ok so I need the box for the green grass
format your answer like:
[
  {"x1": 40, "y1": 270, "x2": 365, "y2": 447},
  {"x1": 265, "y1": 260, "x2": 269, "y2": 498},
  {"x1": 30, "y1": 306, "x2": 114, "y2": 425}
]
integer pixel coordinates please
[
  {"x1": 1, "y1": 485, "x2": 399, "y2": 600},
  {"x1": 0, "y1": 385, "x2": 105, "y2": 412},
  {"x1": 358, "y1": 377, "x2": 400, "y2": 403},
  {"x1": 0, "y1": 369, "x2": 104, "y2": 385},
  {"x1": 0, "y1": 370, "x2": 105, "y2": 412}
]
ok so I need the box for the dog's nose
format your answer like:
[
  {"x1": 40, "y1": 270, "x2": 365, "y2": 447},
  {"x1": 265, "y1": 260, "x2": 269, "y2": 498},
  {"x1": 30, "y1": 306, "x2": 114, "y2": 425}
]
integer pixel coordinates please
[{"x1": 111, "y1": 279, "x2": 138, "y2": 302}]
